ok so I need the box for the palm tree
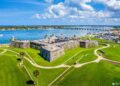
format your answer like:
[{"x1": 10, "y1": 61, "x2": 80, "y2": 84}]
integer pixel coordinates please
[
  {"x1": 50, "y1": 34, "x2": 54, "y2": 37},
  {"x1": 73, "y1": 34, "x2": 77, "y2": 39},
  {"x1": 44, "y1": 34, "x2": 48, "y2": 39}
]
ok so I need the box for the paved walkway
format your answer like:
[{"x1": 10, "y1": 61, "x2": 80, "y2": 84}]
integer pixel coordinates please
[
  {"x1": 4, "y1": 49, "x2": 72, "y2": 69},
  {"x1": 24, "y1": 56, "x2": 70, "y2": 69},
  {"x1": 0, "y1": 49, "x2": 7, "y2": 55},
  {"x1": 74, "y1": 44, "x2": 110, "y2": 68}
]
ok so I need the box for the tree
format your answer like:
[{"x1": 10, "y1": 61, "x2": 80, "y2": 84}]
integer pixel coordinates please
[
  {"x1": 73, "y1": 34, "x2": 77, "y2": 39},
  {"x1": 33, "y1": 70, "x2": 40, "y2": 86},
  {"x1": 50, "y1": 34, "x2": 54, "y2": 37},
  {"x1": 18, "y1": 52, "x2": 25, "y2": 66},
  {"x1": 16, "y1": 57, "x2": 22, "y2": 67},
  {"x1": 44, "y1": 34, "x2": 48, "y2": 39},
  {"x1": 26, "y1": 80, "x2": 34, "y2": 85},
  {"x1": 73, "y1": 34, "x2": 76, "y2": 38},
  {"x1": 19, "y1": 52, "x2": 25, "y2": 59},
  {"x1": 17, "y1": 58, "x2": 22, "y2": 61}
]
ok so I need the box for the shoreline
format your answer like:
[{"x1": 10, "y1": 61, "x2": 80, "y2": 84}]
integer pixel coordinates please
[
  {"x1": 0, "y1": 34, "x2": 96, "y2": 45},
  {"x1": 0, "y1": 44, "x2": 9, "y2": 47}
]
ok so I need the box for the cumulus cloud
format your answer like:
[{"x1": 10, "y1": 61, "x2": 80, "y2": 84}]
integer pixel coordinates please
[
  {"x1": 48, "y1": 2, "x2": 68, "y2": 18},
  {"x1": 33, "y1": 0, "x2": 120, "y2": 19},
  {"x1": 95, "y1": 0, "x2": 120, "y2": 10},
  {"x1": 93, "y1": 0, "x2": 120, "y2": 18}
]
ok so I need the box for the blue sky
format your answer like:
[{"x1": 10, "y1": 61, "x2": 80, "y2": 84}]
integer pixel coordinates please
[{"x1": 0, "y1": 0, "x2": 120, "y2": 25}]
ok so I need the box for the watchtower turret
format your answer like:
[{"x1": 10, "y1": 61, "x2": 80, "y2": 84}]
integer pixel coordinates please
[{"x1": 11, "y1": 36, "x2": 16, "y2": 42}]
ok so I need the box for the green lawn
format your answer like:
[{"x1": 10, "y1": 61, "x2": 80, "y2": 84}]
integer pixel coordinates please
[
  {"x1": 23, "y1": 60, "x2": 66, "y2": 86},
  {"x1": 0, "y1": 37, "x2": 120, "y2": 86},
  {"x1": 80, "y1": 36, "x2": 115, "y2": 44},
  {"x1": 0, "y1": 47, "x2": 66, "y2": 86},
  {"x1": 56, "y1": 61, "x2": 120, "y2": 86},
  {"x1": 65, "y1": 48, "x2": 96, "y2": 65},
  {"x1": 78, "y1": 49, "x2": 97, "y2": 63},
  {"x1": 8, "y1": 45, "x2": 101, "y2": 66},
  {"x1": 66, "y1": 45, "x2": 103, "y2": 65},
  {"x1": 8, "y1": 47, "x2": 86, "y2": 66},
  {"x1": 0, "y1": 49, "x2": 65, "y2": 86},
  {"x1": 102, "y1": 44, "x2": 120, "y2": 61},
  {"x1": 0, "y1": 54, "x2": 30, "y2": 86}
]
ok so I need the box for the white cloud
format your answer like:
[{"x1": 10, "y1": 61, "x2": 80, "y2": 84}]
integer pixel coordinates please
[
  {"x1": 80, "y1": 2, "x2": 94, "y2": 11},
  {"x1": 94, "y1": 0, "x2": 120, "y2": 10},
  {"x1": 66, "y1": 0, "x2": 94, "y2": 11},
  {"x1": 48, "y1": 2, "x2": 68, "y2": 18},
  {"x1": 33, "y1": 0, "x2": 117, "y2": 19}
]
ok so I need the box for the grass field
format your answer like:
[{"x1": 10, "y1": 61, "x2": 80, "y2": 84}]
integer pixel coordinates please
[
  {"x1": 101, "y1": 44, "x2": 120, "y2": 62},
  {"x1": 56, "y1": 61, "x2": 120, "y2": 86},
  {"x1": 0, "y1": 47, "x2": 67, "y2": 86},
  {"x1": 65, "y1": 48, "x2": 97, "y2": 65},
  {"x1": 0, "y1": 37, "x2": 120, "y2": 86},
  {"x1": 0, "y1": 54, "x2": 30, "y2": 86},
  {"x1": 8, "y1": 47, "x2": 87, "y2": 66},
  {"x1": 23, "y1": 60, "x2": 66, "y2": 86}
]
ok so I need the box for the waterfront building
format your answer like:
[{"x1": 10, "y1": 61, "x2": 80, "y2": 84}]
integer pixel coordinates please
[
  {"x1": 95, "y1": 31, "x2": 120, "y2": 43},
  {"x1": 40, "y1": 45, "x2": 65, "y2": 61}
]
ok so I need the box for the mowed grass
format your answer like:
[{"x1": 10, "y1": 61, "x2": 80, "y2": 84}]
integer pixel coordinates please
[
  {"x1": 9, "y1": 45, "x2": 101, "y2": 66},
  {"x1": 0, "y1": 37, "x2": 119, "y2": 86},
  {"x1": 56, "y1": 61, "x2": 120, "y2": 86},
  {"x1": 0, "y1": 54, "x2": 30, "y2": 86},
  {"x1": 78, "y1": 49, "x2": 96, "y2": 63},
  {"x1": 7, "y1": 47, "x2": 86, "y2": 66},
  {"x1": 0, "y1": 46, "x2": 65, "y2": 86},
  {"x1": 24, "y1": 60, "x2": 66, "y2": 86},
  {"x1": 65, "y1": 48, "x2": 96, "y2": 65},
  {"x1": 102, "y1": 43, "x2": 120, "y2": 61},
  {"x1": 66, "y1": 45, "x2": 103, "y2": 65},
  {"x1": 0, "y1": 47, "x2": 66, "y2": 86}
]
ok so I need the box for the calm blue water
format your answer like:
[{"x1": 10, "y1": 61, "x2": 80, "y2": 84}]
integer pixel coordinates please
[{"x1": 0, "y1": 29, "x2": 101, "y2": 44}]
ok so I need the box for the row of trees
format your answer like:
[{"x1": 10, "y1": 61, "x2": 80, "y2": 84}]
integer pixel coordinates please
[{"x1": 0, "y1": 25, "x2": 64, "y2": 30}]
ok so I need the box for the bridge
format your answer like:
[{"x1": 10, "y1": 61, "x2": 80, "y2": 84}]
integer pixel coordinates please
[
  {"x1": 0, "y1": 25, "x2": 116, "y2": 31},
  {"x1": 55, "y1": 25, "x2": 113, "y2": 31}
]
